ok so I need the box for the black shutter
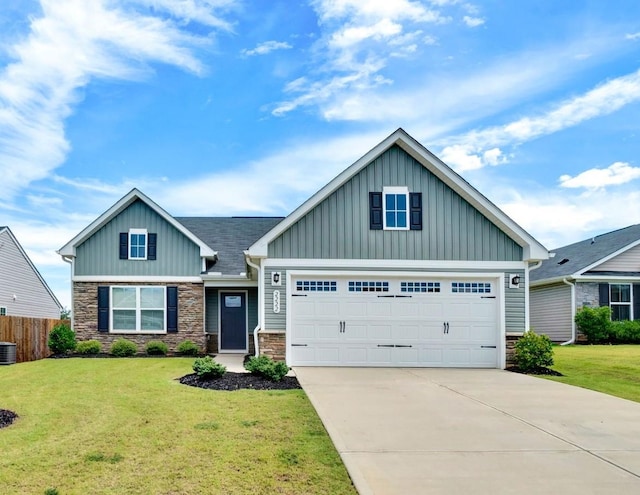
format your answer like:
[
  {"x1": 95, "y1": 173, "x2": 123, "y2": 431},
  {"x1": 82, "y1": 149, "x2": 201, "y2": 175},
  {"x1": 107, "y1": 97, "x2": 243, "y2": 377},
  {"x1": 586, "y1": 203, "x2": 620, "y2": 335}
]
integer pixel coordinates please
[
  {"x1": 167, "y1": 286, "x2": 178, "y2": 332},
  {"x1": 119, "y1": 233, "x2": 128, "y2": 260},
  {"x1": 599, "y1": 283, "x2": 609, "y2": 306},
  {"x1": 409, "y1": 192, "x2": 422, "y2": 230},
  {"x1": 148, "y1": 233, "x2": 157, "y2": 260},
  {"x1": 98, "y1": 286, "x2": 109, "y2": 332},
  {"x1": 633, "y1": 284, "x2": 640, "y2": 321},
  {"x1": 370, "y1": 192, "x2": 383, "y2": 230}
]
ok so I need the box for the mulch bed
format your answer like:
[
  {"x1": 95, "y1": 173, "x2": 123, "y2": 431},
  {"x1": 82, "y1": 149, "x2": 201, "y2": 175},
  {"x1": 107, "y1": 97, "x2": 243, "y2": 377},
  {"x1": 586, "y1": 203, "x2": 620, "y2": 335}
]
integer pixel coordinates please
[
  {"x1": 506, "y1": 366, "x2": 563, "y2": 376},
  {"x1": 179, "y1": 372, "x2": 301, "y2": 391},
  {"x1": 0, "y1": 409, "x2": 18, "y2": 429}
]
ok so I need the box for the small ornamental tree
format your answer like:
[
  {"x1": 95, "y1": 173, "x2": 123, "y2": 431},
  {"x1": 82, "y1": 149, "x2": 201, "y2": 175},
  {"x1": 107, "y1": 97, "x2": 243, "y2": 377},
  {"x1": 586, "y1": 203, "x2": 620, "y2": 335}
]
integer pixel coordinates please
[{"x1": 47, "y1": 323, "x2": 77, "y2": 355}]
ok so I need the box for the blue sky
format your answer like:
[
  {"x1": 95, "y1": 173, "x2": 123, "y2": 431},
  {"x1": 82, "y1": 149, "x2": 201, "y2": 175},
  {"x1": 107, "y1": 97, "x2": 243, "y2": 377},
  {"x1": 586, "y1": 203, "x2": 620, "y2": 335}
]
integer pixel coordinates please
[{"x1": 2, "y1": 0, "x2": 640, "y2": 310}]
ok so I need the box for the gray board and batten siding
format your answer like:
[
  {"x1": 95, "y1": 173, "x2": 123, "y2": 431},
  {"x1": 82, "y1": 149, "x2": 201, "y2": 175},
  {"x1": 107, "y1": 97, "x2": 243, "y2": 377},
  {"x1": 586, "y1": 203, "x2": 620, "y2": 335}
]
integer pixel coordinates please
[
  {"x1": 530, "y1": 283, "x2": 573, "y2": 342},
  {"x1": 268, "y1": 145, "x2": 523, "y2": 262},
  {"x1": 74, "y1": 199, "x2": 201, "y2": 277},
  {"x1": 0, "y1": 228, "x2": 61, "y2": 319},
  {"x1": 263, "y1": 267, "x2": 526, "y2": 334}
]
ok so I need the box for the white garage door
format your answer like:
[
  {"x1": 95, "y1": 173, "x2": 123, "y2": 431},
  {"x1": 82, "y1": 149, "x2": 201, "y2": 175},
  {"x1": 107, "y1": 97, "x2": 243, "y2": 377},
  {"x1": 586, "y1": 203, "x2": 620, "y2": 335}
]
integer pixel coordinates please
[{"x1": 289, "y1": 275, "x2": 499, "y2": 367}]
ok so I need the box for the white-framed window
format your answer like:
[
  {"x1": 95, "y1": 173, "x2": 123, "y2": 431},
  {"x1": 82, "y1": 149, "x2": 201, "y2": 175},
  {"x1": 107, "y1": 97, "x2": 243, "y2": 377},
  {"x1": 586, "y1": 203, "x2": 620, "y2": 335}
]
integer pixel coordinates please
[
  {"x1": 610, "y1": 284, "x2": 631, "y2": 321},
  {"x1": 383, "y1": 186, "x2": 409, "y2": 230},
  {"x1": 0, "y1": 307, "x2": 6, "y2": 316},
  {"x1": 111, "y1": 286, "x2": 165, "y2": 332},
  {"x1": 129, "y1": 229, "x2": 147, "y2": 260}
]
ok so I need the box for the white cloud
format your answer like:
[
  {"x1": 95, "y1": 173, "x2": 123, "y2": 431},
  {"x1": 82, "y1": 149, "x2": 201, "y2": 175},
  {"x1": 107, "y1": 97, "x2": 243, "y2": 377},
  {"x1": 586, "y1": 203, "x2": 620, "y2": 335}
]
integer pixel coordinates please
[
  {"x1": 559, "y1": 162, "x2": 640, "y2": 190},
  {"x1": 626, "y1": 32, "x2": 640, "y2": 41},
  {"x1": 438, "y1": 68, "x2": 640, "y2": 169},
  {"x1": 241, "y1": 40, "x2": 293, "y2": 56},
  {"x1": 462, "y1": 15, "x2": 484, "y2": 27},
  {"x1": 0, "y1": 0, "x2": 232, "y2": 204},
  {"x1": 272, "y1": 0, "x2": 450, "y2": 116}
]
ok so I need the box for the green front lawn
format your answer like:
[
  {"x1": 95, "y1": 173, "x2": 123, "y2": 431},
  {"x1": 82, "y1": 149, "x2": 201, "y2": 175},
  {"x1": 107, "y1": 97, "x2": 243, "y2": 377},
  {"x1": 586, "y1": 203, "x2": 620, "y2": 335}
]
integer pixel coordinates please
[
  {"x1": 543, "y1": 345, "x2": 640, "y2": 403},
  {"x1": 0, "y1": 358, "x2": 356, "y2": 495}
]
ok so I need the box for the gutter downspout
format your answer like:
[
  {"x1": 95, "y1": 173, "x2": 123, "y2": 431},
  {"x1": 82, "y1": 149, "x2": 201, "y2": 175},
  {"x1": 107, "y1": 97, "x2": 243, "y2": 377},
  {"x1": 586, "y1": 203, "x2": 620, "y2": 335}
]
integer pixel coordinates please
[
  {"x1": 245, "y1": 254, "x2": 262, "y2": 357},
  {"x1": 560, "y1": 278, "x2": 576, "y2": 346},
  {"x1": 61, "y1": 255, "x2": 74, "y2": 329},
  {"x1": 526, "y1": 261, "x2": 543, "y2": 334}
]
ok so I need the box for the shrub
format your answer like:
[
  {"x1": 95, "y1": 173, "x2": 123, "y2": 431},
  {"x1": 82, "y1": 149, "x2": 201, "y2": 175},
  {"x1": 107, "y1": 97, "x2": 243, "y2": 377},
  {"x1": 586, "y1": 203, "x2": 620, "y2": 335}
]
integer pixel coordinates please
[
  {"x1": 514, "y1": 330, "x2": 554, "y2": 372},
  {"x1": 145, "y1": 340, "x2": 168, "y2": 356},
  {"x1": 110, "y1": 339, "x2": 137, "y2": 357},
  {"x1": 177, "y1": 340, "x2": 200, "y2": 356},
  {"x1": 48, "y1": 323, "x2": 77, "y2": 354},
  {"x1": 610, "y1": 320, "x2": 640, "y2": 344},
  {"x1": 574, "y1": 306, "x2": 612, "y2": 343},
  {"x1": 192, "y1": 356, "x2": 226, "y2": 378},
  {"x1": 244, "y1": 355, "x2": 290, "y2": 381},
  {"x1": 75, "y1": 340, "x2": 102, "y2": 355}
]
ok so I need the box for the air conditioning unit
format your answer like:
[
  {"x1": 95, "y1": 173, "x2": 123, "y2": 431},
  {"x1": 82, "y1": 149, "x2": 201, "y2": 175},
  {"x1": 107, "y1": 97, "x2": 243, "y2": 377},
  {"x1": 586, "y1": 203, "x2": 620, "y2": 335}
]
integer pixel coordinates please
[{"x1": 0, "y1": 342, "x2": 16, "y2": 365}]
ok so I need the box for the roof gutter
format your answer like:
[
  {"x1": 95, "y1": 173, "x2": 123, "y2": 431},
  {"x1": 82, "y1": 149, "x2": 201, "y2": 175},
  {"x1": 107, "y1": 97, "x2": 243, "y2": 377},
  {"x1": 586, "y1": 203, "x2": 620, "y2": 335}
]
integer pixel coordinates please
[
  {"x1": 244, "y1": 253, "x2": 262, "y2": 357},
  {"x1": 560, "y1": 278, "x2": 576, "y2": 346}
]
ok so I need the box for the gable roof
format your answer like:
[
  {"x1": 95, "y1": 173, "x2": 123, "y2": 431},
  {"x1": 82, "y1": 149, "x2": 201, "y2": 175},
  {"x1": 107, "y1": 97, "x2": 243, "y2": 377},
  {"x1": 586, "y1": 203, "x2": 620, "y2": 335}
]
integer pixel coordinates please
[
  {"x1": 1, "y1": 226, "x2": 63, "y2": 310},
  {"x1": 176, "y1": 217, "x2": 284, "y2": 275},
  {"x1": 58, "y1": 189, "x2": 216, "y2": 258},
  {"x1": 246, "y1": 128, "x2": 548, "y2": 261},
  {"x1": 530, "y1": 224, "x2": 640, "y2": 284}
]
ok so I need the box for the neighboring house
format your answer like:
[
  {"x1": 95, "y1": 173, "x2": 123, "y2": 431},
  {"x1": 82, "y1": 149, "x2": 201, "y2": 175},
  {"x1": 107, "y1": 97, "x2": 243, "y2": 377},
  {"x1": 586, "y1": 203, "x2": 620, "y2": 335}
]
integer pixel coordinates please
[
  {"x1": 530, "y1": 224, "x2": 640, "y2": 344},
  {"x1": 0, "y1": 226, "x2": 62, "y2": 319},
  {"x1": 59, "y1": 128, "x2": 548, "y2": 367}
]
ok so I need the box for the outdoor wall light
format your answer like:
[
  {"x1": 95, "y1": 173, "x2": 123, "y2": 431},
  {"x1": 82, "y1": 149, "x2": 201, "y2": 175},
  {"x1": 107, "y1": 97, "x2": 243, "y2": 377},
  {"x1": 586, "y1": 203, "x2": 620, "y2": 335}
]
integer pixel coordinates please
[{"x1": 509, "y1": 274, "x2": 521, "y2": 288}]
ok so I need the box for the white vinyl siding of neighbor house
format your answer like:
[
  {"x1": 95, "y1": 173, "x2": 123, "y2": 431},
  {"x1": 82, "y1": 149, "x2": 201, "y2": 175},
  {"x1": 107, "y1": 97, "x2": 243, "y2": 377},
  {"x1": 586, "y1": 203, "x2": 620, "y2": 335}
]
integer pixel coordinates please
[
  {"x1": 591, "y1": 244, "x2": 640, "y2": 272},
  {"x1": 0, "y1": 229, "x2": 61, "y2": 319},
  {"x1": 530, "y1": 283, "x2": 573, "y2": 342}
]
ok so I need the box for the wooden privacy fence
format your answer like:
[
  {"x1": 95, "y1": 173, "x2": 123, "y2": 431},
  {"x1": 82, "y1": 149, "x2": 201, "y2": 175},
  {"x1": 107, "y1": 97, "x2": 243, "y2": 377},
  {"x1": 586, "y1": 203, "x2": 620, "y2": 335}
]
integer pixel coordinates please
[{"x1": 0, "y1": 316, "x2": 67, "y2": 363}]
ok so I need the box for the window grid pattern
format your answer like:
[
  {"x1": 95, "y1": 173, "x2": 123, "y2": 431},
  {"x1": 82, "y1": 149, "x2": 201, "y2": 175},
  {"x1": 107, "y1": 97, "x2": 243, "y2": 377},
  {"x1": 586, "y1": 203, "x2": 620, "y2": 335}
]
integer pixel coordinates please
[
  {"x1": 400, "y1": 282, "x2": 441, "y2": 293},
  {"x1": 296, "y1": 281, "x2": 337, "y2": 292},
  {"x1": 451, "y1": 282, "x2": 492, "y2": 294},
  {"x1": 384, "y1": 193, "x2": 408, "y2": 228},
  {"x1": 610, "y1": 284, "x2": 631, "y2": 321},
  {"x1": 129, "y1": 233, "x2": 147, "y2": 259},
  {"x1": 111, "y1": 286, "x2": 165, "y2": 331},
  {"x1": 0, "y1": 307, "x2": 6, "y2": 316},
  {"x1": 348, "y1": 281, "x2": 389, "y2": 292}
]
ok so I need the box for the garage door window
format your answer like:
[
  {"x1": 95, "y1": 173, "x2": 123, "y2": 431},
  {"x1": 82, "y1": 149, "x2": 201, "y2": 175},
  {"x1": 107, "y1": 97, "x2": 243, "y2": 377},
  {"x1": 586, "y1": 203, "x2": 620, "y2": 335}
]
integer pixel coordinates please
[
  {"x1": 401, "y1": 282, "x2": 440, "y2": 293},
  {"x1": 296, "y1": 281, "x2": 337, "y2": 292},
  {"x1": 451, "y1": 282, "x2": 491, "y2": 294},
  {"x1": 348, "y1": 281, "x2": 389, "y2": 292}
]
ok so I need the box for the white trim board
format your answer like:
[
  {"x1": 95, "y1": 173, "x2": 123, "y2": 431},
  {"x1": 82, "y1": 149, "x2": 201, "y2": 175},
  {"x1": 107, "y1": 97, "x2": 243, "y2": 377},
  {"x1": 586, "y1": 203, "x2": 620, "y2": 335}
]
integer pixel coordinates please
[
  {"x1": 263, "y1": 258, "x2": 526, "y2": 270},
  {"x1": 73, "y1": 276, "x2": 203, "y2": 283}
]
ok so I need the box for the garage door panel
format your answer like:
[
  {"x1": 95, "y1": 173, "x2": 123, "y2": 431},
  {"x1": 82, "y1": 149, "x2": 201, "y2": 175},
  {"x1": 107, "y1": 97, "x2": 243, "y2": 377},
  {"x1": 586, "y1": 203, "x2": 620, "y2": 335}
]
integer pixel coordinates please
[{"x1": 289, "y1": 275, "x2": 500, "y2": 368}]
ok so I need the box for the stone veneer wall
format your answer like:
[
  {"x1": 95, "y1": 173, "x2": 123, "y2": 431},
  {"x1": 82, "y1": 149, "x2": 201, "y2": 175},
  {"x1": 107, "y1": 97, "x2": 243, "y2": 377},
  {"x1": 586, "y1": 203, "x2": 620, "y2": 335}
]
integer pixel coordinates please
[
  {"x1": 73, "y1": 281, "x2": 205, "y2": 353},
  {"x1": 258, "y1": 331, "x2": 285, "y2": 361},
  {"x1": 505, "y1": 335, "x2": 519, "y2": 366}
]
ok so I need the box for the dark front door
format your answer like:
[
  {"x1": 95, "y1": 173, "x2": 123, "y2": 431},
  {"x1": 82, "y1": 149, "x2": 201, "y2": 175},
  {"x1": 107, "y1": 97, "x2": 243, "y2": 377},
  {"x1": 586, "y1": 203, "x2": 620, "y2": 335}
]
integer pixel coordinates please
[{"x1": 220, "y1": 292, "x2": 247, "y2": 351}]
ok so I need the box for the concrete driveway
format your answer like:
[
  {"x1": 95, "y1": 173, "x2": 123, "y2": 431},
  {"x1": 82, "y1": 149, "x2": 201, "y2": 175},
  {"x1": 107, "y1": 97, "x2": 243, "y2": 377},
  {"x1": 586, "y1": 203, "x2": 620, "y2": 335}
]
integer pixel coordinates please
[{"x1": 294, "y1": 368, "x2": 640, "y2": 495}]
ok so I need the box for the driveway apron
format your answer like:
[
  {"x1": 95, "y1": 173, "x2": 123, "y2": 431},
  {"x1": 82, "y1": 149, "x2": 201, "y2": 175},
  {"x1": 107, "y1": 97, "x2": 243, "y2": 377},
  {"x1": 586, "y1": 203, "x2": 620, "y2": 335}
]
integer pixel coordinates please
[{"x1": 294, "y1": 368, "x2": 640, "y2": 495}]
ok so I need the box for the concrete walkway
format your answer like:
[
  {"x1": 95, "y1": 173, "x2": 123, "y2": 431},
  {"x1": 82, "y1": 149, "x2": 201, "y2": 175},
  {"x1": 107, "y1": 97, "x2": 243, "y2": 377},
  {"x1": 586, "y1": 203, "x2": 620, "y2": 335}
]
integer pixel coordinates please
[{"x1": 294, "y1": 368, "x2": 640, "y2": 495}]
